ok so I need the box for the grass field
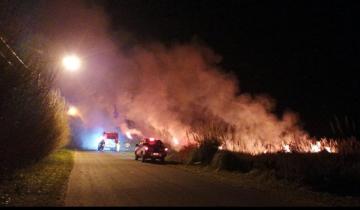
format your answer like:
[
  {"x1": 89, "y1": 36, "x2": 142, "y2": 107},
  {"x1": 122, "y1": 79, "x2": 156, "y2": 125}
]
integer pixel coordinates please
[{"x1": 0, "y1": 149, "x2": 74, "y2": 207}]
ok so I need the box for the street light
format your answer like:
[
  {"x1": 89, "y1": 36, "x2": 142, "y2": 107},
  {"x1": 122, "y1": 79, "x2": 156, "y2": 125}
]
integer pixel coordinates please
[
  {"x1": 67, "y1": 106, "x2": 79, "y2": 117},
  {"x1": 62, "y1": 55, "x2": 81, "y2": 72}
]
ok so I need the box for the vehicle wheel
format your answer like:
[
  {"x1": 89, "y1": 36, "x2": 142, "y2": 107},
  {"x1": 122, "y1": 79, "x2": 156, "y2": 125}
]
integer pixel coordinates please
[
  {"x1": 135, "y1": 155, "x2": 138, "y2": 160},
  {"x1": 142, "y1": 154, "x2": 146, "y2": 162},
  {"x1": 160, "y1": 157, "x2": 165, "y2": 163}
]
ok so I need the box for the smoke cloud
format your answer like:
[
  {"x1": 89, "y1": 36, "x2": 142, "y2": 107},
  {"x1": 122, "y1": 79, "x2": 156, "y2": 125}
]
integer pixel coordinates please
[{"x1": 30, "y1": 0, "x2": 335, "y2": 153}]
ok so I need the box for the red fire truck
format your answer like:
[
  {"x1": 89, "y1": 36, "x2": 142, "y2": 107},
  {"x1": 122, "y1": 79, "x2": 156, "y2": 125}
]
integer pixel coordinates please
[{"x1": 98, "y1": 132, "x2": 120, "y2": 152}]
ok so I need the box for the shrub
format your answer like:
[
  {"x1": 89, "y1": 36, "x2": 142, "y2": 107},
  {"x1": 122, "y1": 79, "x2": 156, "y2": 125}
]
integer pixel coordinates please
[
  {"x1": 0, "y1": 44, "x2": 70, "y2": 175},
  {"x1": 167, "y1": 144, "x2": 198, "y2": 164},
  {"x1": 209, "y1": 150, "x2": 360, "y2": 196},
  {"x1": 211, "y1": 150, "x2": 253, "y2": 172},
  {"x1": 194, "y1": 138, "x2": 221, "y2": 164}
]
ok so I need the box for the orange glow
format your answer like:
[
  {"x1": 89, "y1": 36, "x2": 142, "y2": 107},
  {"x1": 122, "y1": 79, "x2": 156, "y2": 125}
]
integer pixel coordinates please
[
  {"x1": 282, "y1": 144, "x2": 291, "y2": 153},
  {"x1": 310, "y1": 142, "x2": 321, "y2": 153},
  {"x1": 172, "y1": 137, "x2": 179, "y2": 145}
]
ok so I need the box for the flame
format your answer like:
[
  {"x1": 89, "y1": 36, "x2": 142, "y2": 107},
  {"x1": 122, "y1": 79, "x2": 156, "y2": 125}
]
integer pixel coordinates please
[
  {"x1": 172, "y1": 137, "x2": 179, "y2": 146},
  {"x1": 126, "y1": 131, "x2": 133, "y2": 139},
  {"x1": 310, "y1": 142, "x2": 321, "y2": 153},
  {"x1": 210, "y1": 134, "x2": 338, "y2": 155},
  {"x1": 282, "y1": 144, "x2": 291, "y2": 153},
  {"x1": 120, "y1": 123, "x2": 143, "y2": 140},
  {"x1": 324, "y1": 146, "x2": 331, "y2": 153},
  {"x1": 135, "y1": 127, "x2": 339, "y2": 154}
]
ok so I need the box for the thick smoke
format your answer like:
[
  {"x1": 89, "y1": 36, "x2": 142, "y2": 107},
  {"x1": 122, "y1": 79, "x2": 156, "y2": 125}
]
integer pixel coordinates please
[
  {"x1": 113, "y1": 43, "x2": 312, "y2": 153},
  {"x1": 33, "y1": 0, "x2": 335, "y2": 153}
]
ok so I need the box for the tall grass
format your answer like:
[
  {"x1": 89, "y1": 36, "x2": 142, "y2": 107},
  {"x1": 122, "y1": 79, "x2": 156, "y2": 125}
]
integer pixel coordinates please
[
  {"x1": 169, "y1": 120, "x2": 360, "y2": 196},
  {"x1": 0, "y1": 36, "x2": 70, "y2": 175},
  {"x1": 186, "y1": 115, "x2": 234, "y2": 164}
]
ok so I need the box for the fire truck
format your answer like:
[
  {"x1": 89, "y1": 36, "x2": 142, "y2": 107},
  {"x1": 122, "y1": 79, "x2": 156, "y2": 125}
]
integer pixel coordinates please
[{"x1": 98, "y1": 132, "x2": 120, "y2": 152}]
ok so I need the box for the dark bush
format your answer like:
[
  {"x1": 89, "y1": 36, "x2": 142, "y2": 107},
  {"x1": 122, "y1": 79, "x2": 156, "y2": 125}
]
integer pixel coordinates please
[
  {"x1": 194, "y1": 138, "x2": 221, "y2": 164},
  {"x1": 166, "y1": 144, "x2": 198, "y2": 164},
  {"x1": 207, "y1": 148, "x2": 360, "y2": 196},
  {"x1": 251, "y1": 152, "x2": 360, "y2": 196},
  {"x1": 211, "y1": 151, "x2": 253, "y2": 172},
  {"x1": 0, "y1": 41, "x2": 70, "y2": 175}
]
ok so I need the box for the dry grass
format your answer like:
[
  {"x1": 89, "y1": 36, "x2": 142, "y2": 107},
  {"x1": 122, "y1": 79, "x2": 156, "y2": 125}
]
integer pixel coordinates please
[
  {"x1": 0, "y1": 149, "x2": 74, "y2": 207},
  {"x1": 168, "y1": 139, "x2": 360, "y2": 197}
]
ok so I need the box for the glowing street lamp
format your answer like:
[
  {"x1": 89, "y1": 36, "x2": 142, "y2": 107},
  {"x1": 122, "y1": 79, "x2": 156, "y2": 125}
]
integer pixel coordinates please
[
  {"x1": 67, "y1": 106, "x2": 79, "y2": 117},
  {"x1": 62, "y1": 55, "x2": 81, "y2": 72}
]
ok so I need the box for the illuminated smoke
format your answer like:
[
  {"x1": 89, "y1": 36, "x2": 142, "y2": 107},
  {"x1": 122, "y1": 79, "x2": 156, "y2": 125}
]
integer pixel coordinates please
[
  {"x1": 36, "y1": 0, "x2": 338, "y2": 153},
  {"x1": 120, "y1": 123, "x2": 143, "y2": 140}
]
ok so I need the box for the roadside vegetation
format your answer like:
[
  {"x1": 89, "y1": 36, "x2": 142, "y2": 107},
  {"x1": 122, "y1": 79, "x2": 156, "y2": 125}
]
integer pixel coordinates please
[
  {"x1": 0, "y1": 24, "x2": 70, "y2": 176},
  {"x1": 0, "y1": 149, "x2": 74, "y2": 206},
  {"x1": 168, "y1": 142, "x2": 360, "y2": 206},
  {"x1": 0, "y1": 5, "x2": 73, "y2": 206},
  {"x1": 0, "y1": 40, "x2": 70, "y2": 176},
  {"x1": 167, "y1": 121, "x2": 360, "y2": 205}
]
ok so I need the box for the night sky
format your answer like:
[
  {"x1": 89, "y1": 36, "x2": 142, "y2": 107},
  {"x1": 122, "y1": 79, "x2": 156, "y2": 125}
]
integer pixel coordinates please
[{"x1": 103, "y1": 0, "x2": 360, "y2": 138}]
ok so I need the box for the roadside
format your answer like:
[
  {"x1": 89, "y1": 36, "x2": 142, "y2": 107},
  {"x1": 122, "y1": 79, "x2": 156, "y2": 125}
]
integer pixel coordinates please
[
  {"x1": 0, "y1": 149, "x2": 74, "y2": 207},
  {"x1": 170, "y1": 164, "x2": 360, "y2": 207}
]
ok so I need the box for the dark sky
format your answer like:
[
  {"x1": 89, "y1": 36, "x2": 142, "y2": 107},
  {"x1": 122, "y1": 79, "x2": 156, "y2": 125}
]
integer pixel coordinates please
[{"x1": 102, "y1": 0, "x2": 360, "y2": 138}]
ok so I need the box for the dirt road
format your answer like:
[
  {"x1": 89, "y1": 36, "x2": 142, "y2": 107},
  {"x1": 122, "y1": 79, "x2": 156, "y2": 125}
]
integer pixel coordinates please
[{"x1": 65, "y1": 151, "x2": 311, "y2": 206}]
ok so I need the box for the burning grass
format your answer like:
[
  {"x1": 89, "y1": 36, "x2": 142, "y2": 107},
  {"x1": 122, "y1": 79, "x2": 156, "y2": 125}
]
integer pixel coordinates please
[{"x1": 168, "y1": 138, "x2": 360, "y2": 197}]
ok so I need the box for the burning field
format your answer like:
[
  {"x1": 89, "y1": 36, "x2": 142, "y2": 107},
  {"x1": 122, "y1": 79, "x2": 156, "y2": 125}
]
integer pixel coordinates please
[
  {"x1": 71, "y1": 40, "x2": 342, "y2": 156},
  {"x1": 64, "y1": 41, "x2": 342, "y2": 155},
  {"x1": 2, "y1": 0, "x2": 355, "y2": 171},
  {"x1": 35, "y1": 0, "x2": 347, "y2": 156},
  {"x1": 114, "y1": 43, "x2": 341, "y2": 155}
]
